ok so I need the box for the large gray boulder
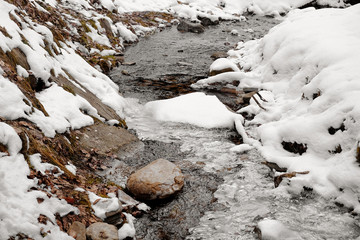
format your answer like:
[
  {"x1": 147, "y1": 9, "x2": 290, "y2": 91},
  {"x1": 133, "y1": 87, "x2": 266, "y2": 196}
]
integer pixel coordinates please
[{"x1": 126, "y1": 159, "x2": 184, "y2": 200}]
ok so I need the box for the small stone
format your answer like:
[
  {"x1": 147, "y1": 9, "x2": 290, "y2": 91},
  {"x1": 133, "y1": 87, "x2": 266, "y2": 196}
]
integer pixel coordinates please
[
  {"x1": 104, "y1": 210, "x2": 124, "y2": 227},
  {"x1": 177, "y1": 20, "x2": 205, "y2": 33},
  {"x1": 197, "y1": 16, "x2": 219, "y2": 26},
  {"x1": 122, "y1": 62, "x2": 136, "y2": 66},
  {"x1": 178, "y1": 61, "x2": 192, "y2": 66},
  {"x1": 86, "y1": 222, "x2": 119, "y2": 240},
  {"x1": 121, "y1": 70, "x2": 130, "y2": 76},
  {"x1": 68, "y1": 221, "x2": 86, "y2": 240},
  {"x1": 210, "y1": 51, "x2": 228, "y2": 60},
  {"x1": 127, "y1": 159, "x2": 184, "y2": 200}
]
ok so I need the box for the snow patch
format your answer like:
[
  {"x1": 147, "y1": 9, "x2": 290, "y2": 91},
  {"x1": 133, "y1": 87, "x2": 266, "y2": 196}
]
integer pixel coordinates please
[{"x1": 145, "y1": 92, "x2": 243, "y2": 129}]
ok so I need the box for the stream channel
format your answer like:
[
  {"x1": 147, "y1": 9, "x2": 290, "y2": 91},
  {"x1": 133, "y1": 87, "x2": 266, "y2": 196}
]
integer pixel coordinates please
[{"x1": 103, "y1": 15, "x2": 360, "y2": 240}]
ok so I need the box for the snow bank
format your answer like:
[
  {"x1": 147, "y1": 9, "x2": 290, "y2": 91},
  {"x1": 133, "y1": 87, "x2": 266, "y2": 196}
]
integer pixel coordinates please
[
  {"x1": 0, "y1": 123, "x2": 76, "y2": 239},
  {"x1": 36, "y1": 84, "x2": 102, "y2": 134},
  {"x1": 115, "y1": 0, "x2": 347, "y2": 18},
  {"x1": 0, "y1": 0, "x2": 127, "y2": 137},
  {"x1": 145, "y1": 92, "x2": 243, "y2": 129},
  {"x1": 200, "y1": 4, "x2": 360, "y2": 208}
]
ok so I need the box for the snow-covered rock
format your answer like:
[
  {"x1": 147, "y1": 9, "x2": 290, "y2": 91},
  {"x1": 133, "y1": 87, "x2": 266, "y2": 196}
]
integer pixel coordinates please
[
  {"x1": 209, "y1": 58, "x2": 240, "y2": 76},
  {"x1": 145, "y1": 92, "x2": 243, "y2": 129}
]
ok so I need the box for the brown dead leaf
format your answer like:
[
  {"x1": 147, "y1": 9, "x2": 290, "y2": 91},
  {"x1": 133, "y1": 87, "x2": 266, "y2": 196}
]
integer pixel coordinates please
[
  {"x1": 38, "y1": 214, "x2": 49, "y2": 224},
  {"x1": 274, "y1": 171, "x2": 310, "y2": 188}
]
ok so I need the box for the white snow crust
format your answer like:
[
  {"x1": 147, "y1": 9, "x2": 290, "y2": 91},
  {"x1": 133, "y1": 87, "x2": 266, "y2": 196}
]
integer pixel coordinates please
[
  {"x1": 0, "y1": 123, "x2": 77, "y2": 239},
  {"x1": 194, "y1": 4, "x2": 360, "y2": 209},
  {"x1": 145, "y1": 92, "x2": 243, "y2": 129}
]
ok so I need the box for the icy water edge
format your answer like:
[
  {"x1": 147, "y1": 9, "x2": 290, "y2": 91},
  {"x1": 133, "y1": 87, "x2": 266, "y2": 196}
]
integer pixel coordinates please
[{"x1": 105, "y1": 16, "x2": 360, "y2": 240}]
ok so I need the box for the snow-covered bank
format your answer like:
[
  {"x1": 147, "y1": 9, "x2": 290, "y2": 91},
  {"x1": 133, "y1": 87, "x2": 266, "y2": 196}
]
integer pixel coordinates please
[
  {"x1": 0, "y1": 122, "x2": 77, "y2": 239},
  {"x1": 116, "y1": 0, "x2": 348, "y2": 18},
  {"x1": 194, "y1": 4, "x2": 360, "y2": 210}
]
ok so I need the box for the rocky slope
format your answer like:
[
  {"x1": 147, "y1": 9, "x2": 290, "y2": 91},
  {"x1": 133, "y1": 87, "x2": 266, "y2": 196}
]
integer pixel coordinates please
[{"x1": 0, "y1": 0, "x2": 175, "y2": 238}]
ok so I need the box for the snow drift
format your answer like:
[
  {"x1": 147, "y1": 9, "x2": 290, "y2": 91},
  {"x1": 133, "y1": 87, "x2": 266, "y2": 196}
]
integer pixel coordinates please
[{"x1": 197, "y1": 4, "x2": 360, "y2": 209}]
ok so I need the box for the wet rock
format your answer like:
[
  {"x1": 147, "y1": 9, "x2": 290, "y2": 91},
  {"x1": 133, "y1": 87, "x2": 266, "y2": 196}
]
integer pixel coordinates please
[
  {"x1": 274, "y1": 171, "x2": 310, "y2": 188},
  {"x1": 197, "y1": 16, "x2": 219, "y2": 26},
  {"x1": 121, "y1": 70, "x2": 130, "y2": 76},
  {"x1": 77, "y1": 121, "x2": 139, "y2": 157},
  {"x1": 209, "y1": 66, "x2": 235, "y2": 76},
  {"x1": 281, "y1": 141, "x2": 307, "y2": 155},
  {"x1": 122, "y1": 62, "x2": 136, "y2": 66},
  {"x1": 178, "y1": 61, "x2": 192, "y2": 66},
  {"x1": 210, "y1": 51, "x2": 228, "y2": 60},
  {"x1": 261, "y1": 161, "x2": 287, "y2": 172},
  {"x1": 28, "y1": 73, "x2": 46, "y2": 92},
  {"x1": 118, "y1": 189, "x2": 139, "y2": 207},
  {"x1": 99, "y1": 59, "x2": 111, "y2": 74},
  {"x1": 68, "y1": 221, "x2": 86, "y2": 240},
  {"x1": 230, "y1": 29, "x2": 239, "y2": 35},
  {"x1": 99, "y1": 18, "x2": 114, "y2": 39},
  {"x1": 86, "y1": 222, "x2": 119, "y2": 240},
  {"x1": 177, "y1": 21, "x2": 205, "y2": 33},
  {"x1": 127, "y1": 158, "x2": 184, "y2": 200},
  {"x1": 6, "y1": 47, "x2": 30, "y2": 70},
  {"x1": 104, "y1": 210, "x2": 124, "y2": 228}
]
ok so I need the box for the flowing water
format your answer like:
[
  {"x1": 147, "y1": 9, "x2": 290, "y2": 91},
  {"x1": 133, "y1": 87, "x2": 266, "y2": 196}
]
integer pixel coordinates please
[{"x1": 108, "y1": 15, "x2": 360, "y2": 239}]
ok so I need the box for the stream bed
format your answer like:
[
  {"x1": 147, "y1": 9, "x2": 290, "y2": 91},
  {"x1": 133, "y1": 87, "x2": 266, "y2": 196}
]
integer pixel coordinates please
[{"x1": 106, "y1": 15, "x2": 360, "y2": 239}]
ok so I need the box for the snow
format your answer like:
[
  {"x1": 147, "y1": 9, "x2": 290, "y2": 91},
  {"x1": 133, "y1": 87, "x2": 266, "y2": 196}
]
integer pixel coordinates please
[
  {"x1": 0, "y1": 0, "x2": 359, "y2": 237},
  {"x1": 115, "y1": 22, "x2": 138, "y2": 42},
  {"x1": 16, "y1": 65, "x2": 29, "y2": 77},
  {"x1": 209, "y1": 57, "x2": 240, "y2": 73},
  {"x1": 193, "y1": 4, "x2": 360, "y2": 209},
  {"x1": 57, "y1": 47, "x2": 127, "y2": 118},
  {"x1": 137, "y1": 203, "x2": 151, "y2": 212},
  {"x1": 30, "y1": 153, "x2": 62, "y2": 175},
  {"x1": 0, "y1": 75, "x2": 32, "y2": 120},
  {"x1": 257, "y1": 219, "x2": 301, "y2": 240},
  {"x1": 230, "y1": 144, "x2": 253, "y2": 153},
  {"x1": 118, "y1": 213, "x2": 136, "y2": 240},
  {"x1": 115, "y1": 0, "x2": 346, "y2": 18},
  {"x1": 0, "y1": 123, "x2": 76, "y2": 239},
  {"x1": 88, "y1": 191, "x2": 121, "y2": 220},
  {"x1": 65, "y1": 163, "x2": 77, "y2": 175},
  {"x1": 145, "y1": 92, "x2": 243, "y2": 129},
  {"x1": 36, "y1": 84, "x2": 102, "y2": 136}
]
